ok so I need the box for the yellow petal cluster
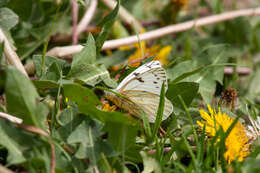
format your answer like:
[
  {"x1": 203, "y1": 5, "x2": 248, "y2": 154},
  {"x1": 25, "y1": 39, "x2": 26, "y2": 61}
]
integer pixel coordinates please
[
  {"x1": 197, "y1": 105, "x2": 250, "y2": 163},
  {"x1": 102, "y1": 103, "x2": 117, "y2": 112},
  {"x1": 120, "y1": 41, "x2": 172, "y2": 67}
]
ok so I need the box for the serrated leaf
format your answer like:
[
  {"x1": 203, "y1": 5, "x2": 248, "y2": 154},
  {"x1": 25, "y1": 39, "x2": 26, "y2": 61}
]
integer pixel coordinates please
[{"x1": 0, "y1": 8, "x2": 19, "y2": 30}]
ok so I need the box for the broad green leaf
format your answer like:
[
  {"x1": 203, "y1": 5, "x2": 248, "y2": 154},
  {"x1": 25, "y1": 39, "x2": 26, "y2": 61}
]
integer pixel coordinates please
[
  {"x1": 0, "y1": 8, "x2": 18, "y2": 30},
  {"x1": 63, "y1": 84, "x2": 139, "y2": 126},
  {"x1": 167, "y1": 82, "x2": 199, "y2": 111},
  {"x1": 0, "y1": 120, "x2": 26, "y2": 165},
  {"x1": 69, "y1": 34, "x2": 116, "y2": 87},
  {"x1": 63, "y1": 83, "x2": 100, "y2": 108},
  {"x1": 168, "y1": 66, "x2": 204, "y2": 84},
  {"x1": 168, "y1": 45, "x2": 228, "y2": 104},
  {"x1": 105, "y1": 122, "x2": 138, "y2": 153},
  {"x1": 96, "y1": 0, "x2": 120, "y2": 54},
  {"x1": 33, "y1": 55, "x2": 70, "y2": 77},
  {"x1": 73, "y1": 64, "x2": 117, "y2": 88},
  {"x1": 69, "y1": 34, "x2": 96, "y2": 77},
  {"x1": 5, "y1": 66, "x2": 42, "y2": 128},
  {"x1": 97, "y1": 49, "x2": 135, "y2": 68},
  {"x1": 32, "y1": 80, "x2": 59, "y2": 89},
  {"x1": 41, "y1": 62, "x2": 61, "y2": 81},
  {"x1": 67, "y1": 119, "x2": 103, "y2": 162}
]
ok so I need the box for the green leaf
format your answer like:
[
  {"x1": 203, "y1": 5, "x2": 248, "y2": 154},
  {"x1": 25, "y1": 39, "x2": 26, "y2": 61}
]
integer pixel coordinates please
[
  {"x1": 67, "y1": 119, "x2": 103, "y2": 162},
  {"x1": 41, "y1": 62, "x2": 61, "y2": 81},
  {"x1": 152, "y1": 83, "x2": 165, "y2": 140},
  {"x1": 69, "y1": 34, "x2": 96, "y2": 77},
  {"x1": 63, "y1": 84, "x2": 139, "y2": 126},
  {"x1": 0, "y1": 8, "x2": 19, "y2": 30},
  {"x1": 0, "y1": 120, "x2": 26, "y2": 165},
  {"x1": 5, "y1": 66, "x2": 43, "y2": 128},
  {"x1": 95, "y1": 0, "x2": 120, "y2": 54},
  {"x1": 105, "y1": 122, "x2": 138, "y2": 154},
  {"x1": 68, "y1": 34, "x2": 116, "y2": 87},
  {"x1": 167, "y1": 82, "x2": 199, "y2": 111},
  {"x1": 169, "y1": 66, "x2": 204, "y2": 84},
  {"x1": 97, "y1": 49, "x2": 135, "y2": 68},
  {"x1": 33, "y1": 55, "x2": 70, "y2": 78},
  {"x1": 73, "y1": 64, "x2": 117, "y2": 88},
  {"x1": 63, "y1": 83, "x2": 100, "y2": 108},
  {"x1": 32, "y1": 80, "x2": 59, "y2": 89}
]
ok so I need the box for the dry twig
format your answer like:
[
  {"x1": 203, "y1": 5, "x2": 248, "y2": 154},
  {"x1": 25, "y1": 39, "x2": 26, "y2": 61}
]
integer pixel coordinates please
[
  {"x1": 100, "y1": 0, "x2": 144, "y2": 32},
  {"x1": 0, "y1": 112, "x2": 55, "y2": 173},
  {"x1": 71, "y1": 0, "x2": 79, "y2": 44},
  {"x1": 76, "y1": 0, "x2": 98, "y2": 36},
  {"x1": 0, "y1": 112, "x2": 23, "y2": 124},
  {"x1": 0, "y1": 28, "x2": 28, "y2": 77},
  {"x1": 224, "y1": 67, "x2": 252, "y2": 75},
  {"x1": 47, "y1": 7, "x2": 260, "y2": 58}
]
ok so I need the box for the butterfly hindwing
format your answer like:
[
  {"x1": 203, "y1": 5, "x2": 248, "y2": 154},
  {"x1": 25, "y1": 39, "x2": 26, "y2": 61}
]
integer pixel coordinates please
[{"x1": 121, "y1": 90, "x2": 173, "y2": 123}]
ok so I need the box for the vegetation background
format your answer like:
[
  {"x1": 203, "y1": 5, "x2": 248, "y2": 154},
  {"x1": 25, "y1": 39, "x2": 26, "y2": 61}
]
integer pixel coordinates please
[{"x1": 0, "y1": 0, "x2": 260, "y2": 172}]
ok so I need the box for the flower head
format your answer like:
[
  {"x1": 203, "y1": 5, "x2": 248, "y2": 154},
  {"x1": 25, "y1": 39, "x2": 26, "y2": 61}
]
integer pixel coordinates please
[
  {"x1": 102, "y1": 103, "x2": 117, "y2": 112},
  {"x1": 120, "y1": 40, "x2": 172, "y2": 67},
  {"x1": 197, "y1": 105, "x2": 250, "y2": 163}
]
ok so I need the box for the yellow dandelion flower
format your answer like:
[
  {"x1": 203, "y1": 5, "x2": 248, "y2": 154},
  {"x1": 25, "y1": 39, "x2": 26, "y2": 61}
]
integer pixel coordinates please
[
  {"x1": 154, "y1": 45, "x2": 172, "y2": 65},
  {"x1": 102, "y1": 103, "x2": 117, "y2": 112},
  {"x1": 127, "y1": 41, "x2": 147, "y2": 67},
  {"x1": 197, "y1": 105, "x2": 250, "y2": 164},
  {"x1": 124, "y1": 42, "x2": 171, "y2": 67}
]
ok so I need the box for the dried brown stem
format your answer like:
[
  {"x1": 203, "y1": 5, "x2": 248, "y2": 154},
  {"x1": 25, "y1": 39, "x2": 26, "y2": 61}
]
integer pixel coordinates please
[
  {"x1": 0, "y1": 165, "x2": 14, "y2": 173},
  {"x1": 47, "y1": 7, "x2": 260, "y2": 58},
  {"x1": 224, "y1": 67, "x2": 252, "y2": 75},
  {"x1": 76, "y1": 0, "x2": 98, "y2": 36},
  {"x1": 0, "y1": 112, "x2": 23, "y2": 124},
  {"x1": 17, "y1": 124, "x2": 55, "y2": 173},
  {"x1": 0, "y1": 28, "x2": 28, "y2": 77},
  {"x1": 100, "y1": 0, "x2": 144, "y2": 32},
  {"x1": 71, "y1": 0, "x2": 79, "y2": 44}
]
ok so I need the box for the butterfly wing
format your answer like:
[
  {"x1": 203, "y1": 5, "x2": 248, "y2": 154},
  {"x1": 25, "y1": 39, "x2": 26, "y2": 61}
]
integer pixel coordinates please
[
  {"x1": 121, "y1": 90, "x2": 173, "y2": 123},
  {"x1": 117, "y1": 61, "x2": 168, "y2": 95}
]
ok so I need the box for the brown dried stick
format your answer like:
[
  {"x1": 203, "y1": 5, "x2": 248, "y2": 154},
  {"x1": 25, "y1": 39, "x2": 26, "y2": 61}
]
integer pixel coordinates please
[
  {"x1": 0, "y1": 113, "x2": 55, "y2": 173},
  {"x1": 47, "y1": 7, "x2": 260, "y2": 58},
  {"x1": 0, "y1": 28, "x2": 28, "y2": 77},
  {"x1": 71, "y1": 0, "x2": 79, "y2": 44},
  {"x1": 76, "y1": 0, "x2": 98, "y2": 36},
  {"x1": 100, "y1": 0, "x2": 144, "y2": 32}
]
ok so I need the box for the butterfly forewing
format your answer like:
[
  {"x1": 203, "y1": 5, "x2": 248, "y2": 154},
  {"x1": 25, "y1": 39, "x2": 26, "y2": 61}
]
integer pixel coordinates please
[{"x1": 117, "y1": 61, "x2": 168, "y2": 95}]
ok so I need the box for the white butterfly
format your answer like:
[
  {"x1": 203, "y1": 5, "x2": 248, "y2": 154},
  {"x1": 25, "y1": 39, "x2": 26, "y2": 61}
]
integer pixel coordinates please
[{"x1": 105, "y1": 60, "x2": 173, "y2": 123}]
